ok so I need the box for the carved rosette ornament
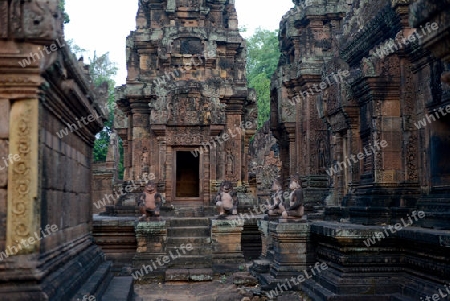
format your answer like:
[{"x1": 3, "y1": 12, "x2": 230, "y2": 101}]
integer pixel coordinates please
[{"x1": 7, "y1": 99, "x2": 39, "y2": 254}]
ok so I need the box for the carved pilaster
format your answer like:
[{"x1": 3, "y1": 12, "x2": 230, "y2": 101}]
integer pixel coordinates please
[
  {"x1": 157, "y1": 137, "x2": 167, "y2": 182},
  {"x1": 7, "y1": 98, "x2": 39, "y2": 254}
]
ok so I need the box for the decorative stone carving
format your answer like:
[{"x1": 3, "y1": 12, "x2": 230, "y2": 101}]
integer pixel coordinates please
[{"x1": 7, "y1": 99, "x2": 38, "y2": 254}]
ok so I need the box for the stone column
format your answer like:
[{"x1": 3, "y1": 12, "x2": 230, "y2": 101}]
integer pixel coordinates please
[
  {"x1": 288, "y1": 130, "x2": 297, "y2": 177},
  {"x1": 122, "y1": 140, "x2": 130, "y2": 180},
  {"x1": 166, "y1": 147, "x2": 174, "y2": 203},
  {"x1": 210, "y1": 138, "x2": 217, "y2": 184},
  {"x1": 157, "y1": 137, "x2": 166, "y2": 182},
  {"x1": 130, "y1": 102, "x2": 150, "y2": 181},
  {"x1": 127, "y1": 113, "x2": 134, "y2": 181},
  {"x1": 333, "y1": 134, "x2": 345, "y2": 205}
]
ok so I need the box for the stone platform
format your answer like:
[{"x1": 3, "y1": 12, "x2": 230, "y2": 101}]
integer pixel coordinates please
[{"x1": 302, "y1": 221, "x2": 450, "y2": 301}]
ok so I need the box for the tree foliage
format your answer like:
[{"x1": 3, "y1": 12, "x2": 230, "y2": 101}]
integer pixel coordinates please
[
  {"x1": 88, "y1": 52, "x2": 124, "y2": 179},
  {"x1": 246, "y1": 28, "x2": 280, "y2": 129},
  {"x1": 67, "y1": 43, "x2": 124, "y2": 178},
  {"x1": 59, "y1": 0, "x2": 70, "y2": 24},
  {"x1": 66, "y1": 39, "x2": 86, "y2": 58}
]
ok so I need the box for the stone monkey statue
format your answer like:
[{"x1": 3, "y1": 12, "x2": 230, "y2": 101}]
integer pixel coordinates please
[
  {"x1": 282, "y1": 178, "x2": 304, "y2": 219},
  {"x1": 266, "y1": 178, "x2": 286, "y2": 216},
  {"x1": 138, "y1": 181, "x2": 163, "y2": 221},
  {"x1": 215, "y1": 181, "x2": 238, "y2": 217}
]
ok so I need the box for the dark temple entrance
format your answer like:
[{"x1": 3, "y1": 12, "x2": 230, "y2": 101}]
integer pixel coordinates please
[{"x1": 176, "y1": 151, "x2": 200, "y2": 198}]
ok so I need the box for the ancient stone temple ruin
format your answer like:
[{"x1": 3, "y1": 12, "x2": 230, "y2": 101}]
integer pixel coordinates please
[
  {"x1": 0, "y1": 0, "x2": 449, "y2": 300},
  {"x1": 265, "y1": 0, "x2": 450, "y2": 299},
  {"x1": 114, "y1": 0, "x2": 257, "y2": 206},
  {"x1": 92, "y1": 0, "x2": 260, "y2": 288}
]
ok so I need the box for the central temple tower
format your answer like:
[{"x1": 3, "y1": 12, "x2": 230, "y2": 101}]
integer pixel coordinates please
[{"x1": 115, "y1": 0, "x2": 257, "y2": 206}]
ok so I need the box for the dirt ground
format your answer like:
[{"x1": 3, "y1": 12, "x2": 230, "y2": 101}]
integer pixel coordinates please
[{"x1": 134, "y1": 278, "x2": 304, "y2": 301}]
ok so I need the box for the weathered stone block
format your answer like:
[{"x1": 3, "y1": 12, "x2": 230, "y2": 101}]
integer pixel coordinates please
[
  {"x1": 135, "y1": 221, "x2": 167, "y2": 253},
  {"x1": 233, "y1": 272, "x2": 258, "y2": 286},
  {"x1": 211, "y1": 218, "x2": 245, "y2": 273},
  {"x1": 189, "y1": 268, "x2": 213, "y2": 281}
]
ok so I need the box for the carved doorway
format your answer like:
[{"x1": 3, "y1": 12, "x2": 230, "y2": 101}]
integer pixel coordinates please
[
  {"x1": 430, "y1": 115, "x2": 450, "y2": 189},
  {"x1": 175, "y1": 151, "x2": 200, "y2": 198}
]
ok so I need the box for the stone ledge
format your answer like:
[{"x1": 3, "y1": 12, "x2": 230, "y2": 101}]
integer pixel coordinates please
[{"x1": 310, "y1": 221, "x2": 450, "y2": 246}]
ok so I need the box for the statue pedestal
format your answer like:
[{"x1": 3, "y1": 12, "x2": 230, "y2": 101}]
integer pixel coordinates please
[
  {"x1": 211, "y1": 218, "x2": 245, "y2": 274},
  {"x1": 132, "y1": 221, "x2": 167, "y2": 282},
  {"x1": 269, "y1": 220, "x2": 314, "y2": 278},
  {"x1": 251, "y1": 219, "x2": 315, "y2": 290}
]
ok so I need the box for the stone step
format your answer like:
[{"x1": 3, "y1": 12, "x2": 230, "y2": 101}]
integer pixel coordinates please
[
  {"x1": 167, "y1": 255, "x2": 213, "y2": 268},
  {"x1": 295, "y1": 278, "x2": 330, "y2": 301},
  {"x1": 101, "y1": 276, "x2": 134, "y2": 301},
  {"x1": 165, "y1": 268, "x2": 213, "y2": 282},
  {"x1": 390, "y1": 293, "x2": 417, "y2": 301},
  {"x1": 168, "y1": 226, "x2": 210, "y2": 237},
  {"x1": 301, "y1": 279, "x2": 392, "y2": 301},
  {"x1": 173, "y1": 207, "x2": 206, "y2": 217},
  {"x1": 166, "y1": 245, "x2": 212, "y2": 255},
  {"x1": 167, "y1": 236, "x2": 211, "y2": 245},
  {"x1": 71, "y1": 261, "x2": 113, "y2": 301},
  {"x1": 168, "y1": 217, "x2": 211, "y2": 227}
]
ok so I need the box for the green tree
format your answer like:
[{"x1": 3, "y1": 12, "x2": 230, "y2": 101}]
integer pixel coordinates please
[
  {"x1": 246, "y1": 28, "x2": 280, "y2": 128},
  {"x1": 66, "y1": 39, "x2": 86, "y2": 58},
  {"x1": 89, "y1": 52, "x2": 117, "y2": 163},
  {"x1": 67, "y1": 43, "x2": 124, "y2": 178},
  {"x1": 88, "y1": 52, "x2": 125, "y2": 179},
  {"x1": 59, "y1": 0, "x2": 70, "y2": 24}
]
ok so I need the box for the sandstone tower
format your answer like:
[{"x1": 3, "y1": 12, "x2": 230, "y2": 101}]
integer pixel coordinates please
[{"x1": 115, "y1": 0, "x2": 257, "y2": 206}]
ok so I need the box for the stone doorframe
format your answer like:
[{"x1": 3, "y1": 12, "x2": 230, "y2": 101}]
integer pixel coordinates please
[{"x1": 170, "y1": 146, "x2": 205, "y2": 205}]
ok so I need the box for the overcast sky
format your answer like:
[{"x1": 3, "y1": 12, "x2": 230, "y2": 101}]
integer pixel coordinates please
[{"x1": 64, "y1": 0, "x2": 294, "y2": 85}]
